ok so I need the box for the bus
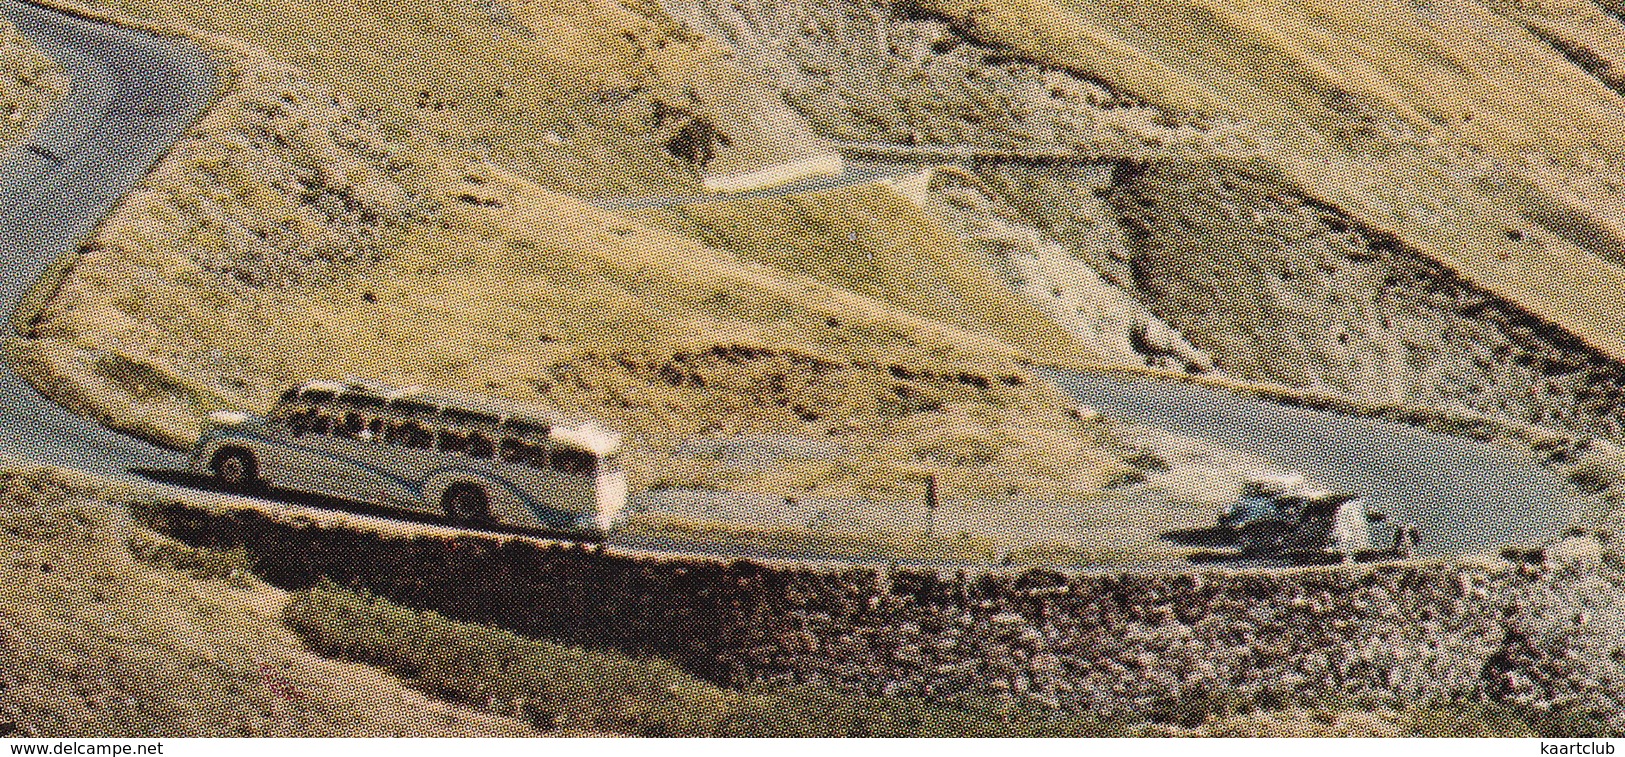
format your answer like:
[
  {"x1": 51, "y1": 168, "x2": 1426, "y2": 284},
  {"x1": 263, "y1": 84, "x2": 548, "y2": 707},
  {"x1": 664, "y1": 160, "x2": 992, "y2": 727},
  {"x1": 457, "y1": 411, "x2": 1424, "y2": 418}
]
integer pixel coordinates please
[{"x1": 189, "y1": 378, "x2": 628, "y2": 536}]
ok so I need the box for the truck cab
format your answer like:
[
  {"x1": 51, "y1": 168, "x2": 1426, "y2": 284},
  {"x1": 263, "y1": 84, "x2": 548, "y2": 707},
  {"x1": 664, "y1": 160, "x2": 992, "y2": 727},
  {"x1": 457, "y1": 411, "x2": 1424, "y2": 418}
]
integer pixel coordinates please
[{"x1": 1220, "y1": 475, "x2": 1379, "y2": 559}]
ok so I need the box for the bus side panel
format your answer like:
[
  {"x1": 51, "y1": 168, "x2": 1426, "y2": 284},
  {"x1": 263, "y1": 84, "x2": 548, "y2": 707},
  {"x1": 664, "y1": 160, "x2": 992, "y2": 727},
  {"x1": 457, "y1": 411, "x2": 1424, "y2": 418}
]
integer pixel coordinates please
[
  {"x1": 483, "y1": 463, "x2": 598, "y2": 532},
  {"x1": 314, "y1": 436, "x2": 434, "y2": 513},
  {"x1": 192, "y1": 431, "x2": 313, "y2": 492},
  {"x1": 285, "y1": 434, "x2": 366, "y2": 502},
  {"x1": 247, "y1": 435, "x2": 336, "y2": 493},
  {"x1": 194, "y1": 430, "x2": 415, "y2": 508},
  {"x1": 421, "y1": 469, "x2": 537, "y2": 527}
]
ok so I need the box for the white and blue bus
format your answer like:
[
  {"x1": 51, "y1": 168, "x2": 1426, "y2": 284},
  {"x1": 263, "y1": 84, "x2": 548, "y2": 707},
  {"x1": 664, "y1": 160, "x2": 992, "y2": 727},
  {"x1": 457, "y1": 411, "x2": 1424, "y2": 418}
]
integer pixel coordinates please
[{"x1": 190, "y1": 378, "x2": 628, "y2": 536}]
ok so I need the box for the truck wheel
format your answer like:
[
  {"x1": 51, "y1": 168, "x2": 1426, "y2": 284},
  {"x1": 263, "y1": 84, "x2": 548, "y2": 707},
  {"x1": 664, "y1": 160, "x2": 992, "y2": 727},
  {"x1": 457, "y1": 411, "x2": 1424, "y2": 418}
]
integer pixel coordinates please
[
  {"x1": 442, "y1": 484, "x2": 491, "y2": 524},
  {"x1": 210, "y1": 448, "x2": 259, "y2": 491}
]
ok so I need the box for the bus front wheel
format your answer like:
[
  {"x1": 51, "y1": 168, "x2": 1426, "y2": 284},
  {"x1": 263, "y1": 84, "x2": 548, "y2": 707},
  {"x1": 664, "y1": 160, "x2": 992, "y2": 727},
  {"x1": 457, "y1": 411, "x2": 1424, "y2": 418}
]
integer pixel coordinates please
[
  {"x1": 442, "y1": 484, "x2": 491, "y2": 524},
  {"x1": 211, "y1": 448, "x2": 259, "y2": 491}
]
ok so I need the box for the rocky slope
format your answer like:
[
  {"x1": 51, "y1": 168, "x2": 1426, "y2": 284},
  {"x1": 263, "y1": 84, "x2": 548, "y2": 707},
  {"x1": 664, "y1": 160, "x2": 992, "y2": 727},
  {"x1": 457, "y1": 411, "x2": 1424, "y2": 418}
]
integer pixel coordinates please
[
  {"x1": 889, "y1": 166, "x2": 1212, "y2": 373},
  {"x1": 988, "y1": 158, "x2": 1625, "y2": 440},
  {"x1": 77, "y1": 55, "x2": 428, "y2": 292},
  {"x1": 660, "y1": 0, "x2": 1625, "y2": 448},
  {"x1": 660, "y1": 0, "x2": 1233, "y2": 154}
]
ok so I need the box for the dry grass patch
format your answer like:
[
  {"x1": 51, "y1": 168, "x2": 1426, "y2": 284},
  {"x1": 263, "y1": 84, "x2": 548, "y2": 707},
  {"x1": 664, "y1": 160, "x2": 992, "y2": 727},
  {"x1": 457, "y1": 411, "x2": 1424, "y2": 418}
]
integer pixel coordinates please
[
  {"x1": 1040, "y1": 0, "x2": 1625, "y2": 151},
  {"x1": 1029, "y1": 0, "x2": 1625, "y2": 366},
  {"x1": 893, "y1": 0, "x2": 1218, "y2": 114},
  {"x1": 627, "y1": 182, "x2": 1102, "y2": 368},
  {"x1": 68, "y1": 0, "x2": 827, "y2": 196},
  {"x1": 0, "y1": 467, "x2": 538, "y2": 737}
]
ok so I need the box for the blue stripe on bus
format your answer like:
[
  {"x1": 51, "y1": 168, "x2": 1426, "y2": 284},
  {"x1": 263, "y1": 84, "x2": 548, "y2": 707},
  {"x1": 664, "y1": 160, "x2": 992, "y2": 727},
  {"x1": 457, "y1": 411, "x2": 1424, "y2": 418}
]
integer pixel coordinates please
[{"x1": 204, "y1": 428, "x2": 588, "y2": 528}]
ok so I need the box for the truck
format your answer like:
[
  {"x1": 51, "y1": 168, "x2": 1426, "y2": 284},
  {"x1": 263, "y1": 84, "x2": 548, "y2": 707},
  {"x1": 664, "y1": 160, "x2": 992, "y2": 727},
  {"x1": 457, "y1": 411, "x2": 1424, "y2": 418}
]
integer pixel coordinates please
[{"x1": 1218, "y1": 474, "x2": 1394, "y2": 560}]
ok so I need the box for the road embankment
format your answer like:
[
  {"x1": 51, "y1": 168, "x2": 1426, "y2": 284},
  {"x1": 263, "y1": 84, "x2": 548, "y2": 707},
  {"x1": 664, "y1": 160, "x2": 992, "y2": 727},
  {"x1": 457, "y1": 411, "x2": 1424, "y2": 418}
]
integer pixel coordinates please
[{"x1": 111, "y1": 472, "x2": 1625, "y2": 731}]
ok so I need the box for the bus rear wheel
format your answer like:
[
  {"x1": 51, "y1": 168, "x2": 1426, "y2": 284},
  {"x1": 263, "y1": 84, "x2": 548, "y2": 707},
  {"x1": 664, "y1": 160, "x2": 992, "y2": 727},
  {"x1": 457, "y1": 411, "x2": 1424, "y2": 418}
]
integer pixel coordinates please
[
  {"x1": 210, "y1": 448, "x2": 259, "y2": 492},
  {"x1": 442, "y1": 484, "x2": 491, "y2": 524}
]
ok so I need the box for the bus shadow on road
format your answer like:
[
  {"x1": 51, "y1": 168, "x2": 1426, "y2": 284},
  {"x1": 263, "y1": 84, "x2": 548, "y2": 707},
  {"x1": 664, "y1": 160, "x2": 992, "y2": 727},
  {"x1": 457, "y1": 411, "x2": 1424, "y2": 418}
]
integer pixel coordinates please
[
  {"x1": 1160, "y1": 526, "x2": 1404, "y2": 567},
  {"x1": 1182, "y1": 546, "x2": 1406, "y2": 567},
  {"x1": 127, "y1": 467, "x2": 600, "y2": 544}
]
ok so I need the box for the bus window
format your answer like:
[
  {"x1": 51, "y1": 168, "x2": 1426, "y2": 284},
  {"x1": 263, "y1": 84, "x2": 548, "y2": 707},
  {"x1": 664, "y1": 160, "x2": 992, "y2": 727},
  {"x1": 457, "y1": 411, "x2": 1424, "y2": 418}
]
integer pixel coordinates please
[
  {"x1": 439, "y1": 429, "x2": 471, "y2": 454},
  {"x1": 499, "y1": 437, "x2": 530, "y2": 464},
  {"x1": 525, "y1": 444, "x2": 551, "y2": 471},
  {"x1": 552, "y1": 448, "x2": 594, "y2": 476},
  {"x1": 337, "y1": 392, "x2": 388, "y2": 412},
  {"x1": 302, "y1": 389, "x2": 337, "y2": 405},
  {"x1": 466, "y1": 433, "x2": 495, "y2": 459},
  {"x1": 390, "y1": 400, "x2": 437, "y2": 420},
  {"x1": 335, "y1": 412, "x2": 365, "y2": 439},
  {"x1": 444, "y1": 408, "x2": 500, "y2": 428},
  {"x1": 395, "y1": 421, "x2": 433, "y2": 449},
  {"x1": 504, "y1": 419, "x2": 550, "y2": 440}
]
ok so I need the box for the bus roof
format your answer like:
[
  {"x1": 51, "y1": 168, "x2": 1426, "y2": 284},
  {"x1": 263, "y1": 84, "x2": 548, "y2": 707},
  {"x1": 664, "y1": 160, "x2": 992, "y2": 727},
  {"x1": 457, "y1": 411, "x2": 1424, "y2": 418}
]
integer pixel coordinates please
[{"x1": 290, "y1": 378, "x2": 622, "y2": 455}]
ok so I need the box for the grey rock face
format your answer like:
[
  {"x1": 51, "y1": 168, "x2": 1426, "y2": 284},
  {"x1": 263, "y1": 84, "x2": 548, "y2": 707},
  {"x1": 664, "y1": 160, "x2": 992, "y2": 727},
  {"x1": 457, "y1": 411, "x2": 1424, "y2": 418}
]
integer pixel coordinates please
[
  {"x1": 664, "y1": 0, "x2": 1204, "y2": 152},
  {"x1": 901, "y1": 166, "x2": 1214, "y2": 373},
  {"x1": 1066, "y1": 159, "x2": 1625, "y2": 440}
]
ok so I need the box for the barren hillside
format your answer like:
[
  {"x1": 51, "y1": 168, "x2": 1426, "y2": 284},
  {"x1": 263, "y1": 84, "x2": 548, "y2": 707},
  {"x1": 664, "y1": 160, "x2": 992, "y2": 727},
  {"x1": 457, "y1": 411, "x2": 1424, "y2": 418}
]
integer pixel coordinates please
[
  {"x1": 64, "y1": 0, "x2": 833, "y2": 196},
  {"x1": 649, "y1": 0, "x2": 1625, "y2": 442}
]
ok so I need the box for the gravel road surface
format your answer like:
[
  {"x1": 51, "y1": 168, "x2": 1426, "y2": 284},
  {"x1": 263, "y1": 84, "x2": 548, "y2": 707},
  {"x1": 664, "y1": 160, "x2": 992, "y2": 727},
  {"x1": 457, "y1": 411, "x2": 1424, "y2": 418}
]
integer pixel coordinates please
[
  {"x1": 1040, "y1": 367, "x2": 1596, "y2": 556},
  {"x1": 0, "y1": 0, "x2": 211, "y2": 477}
]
